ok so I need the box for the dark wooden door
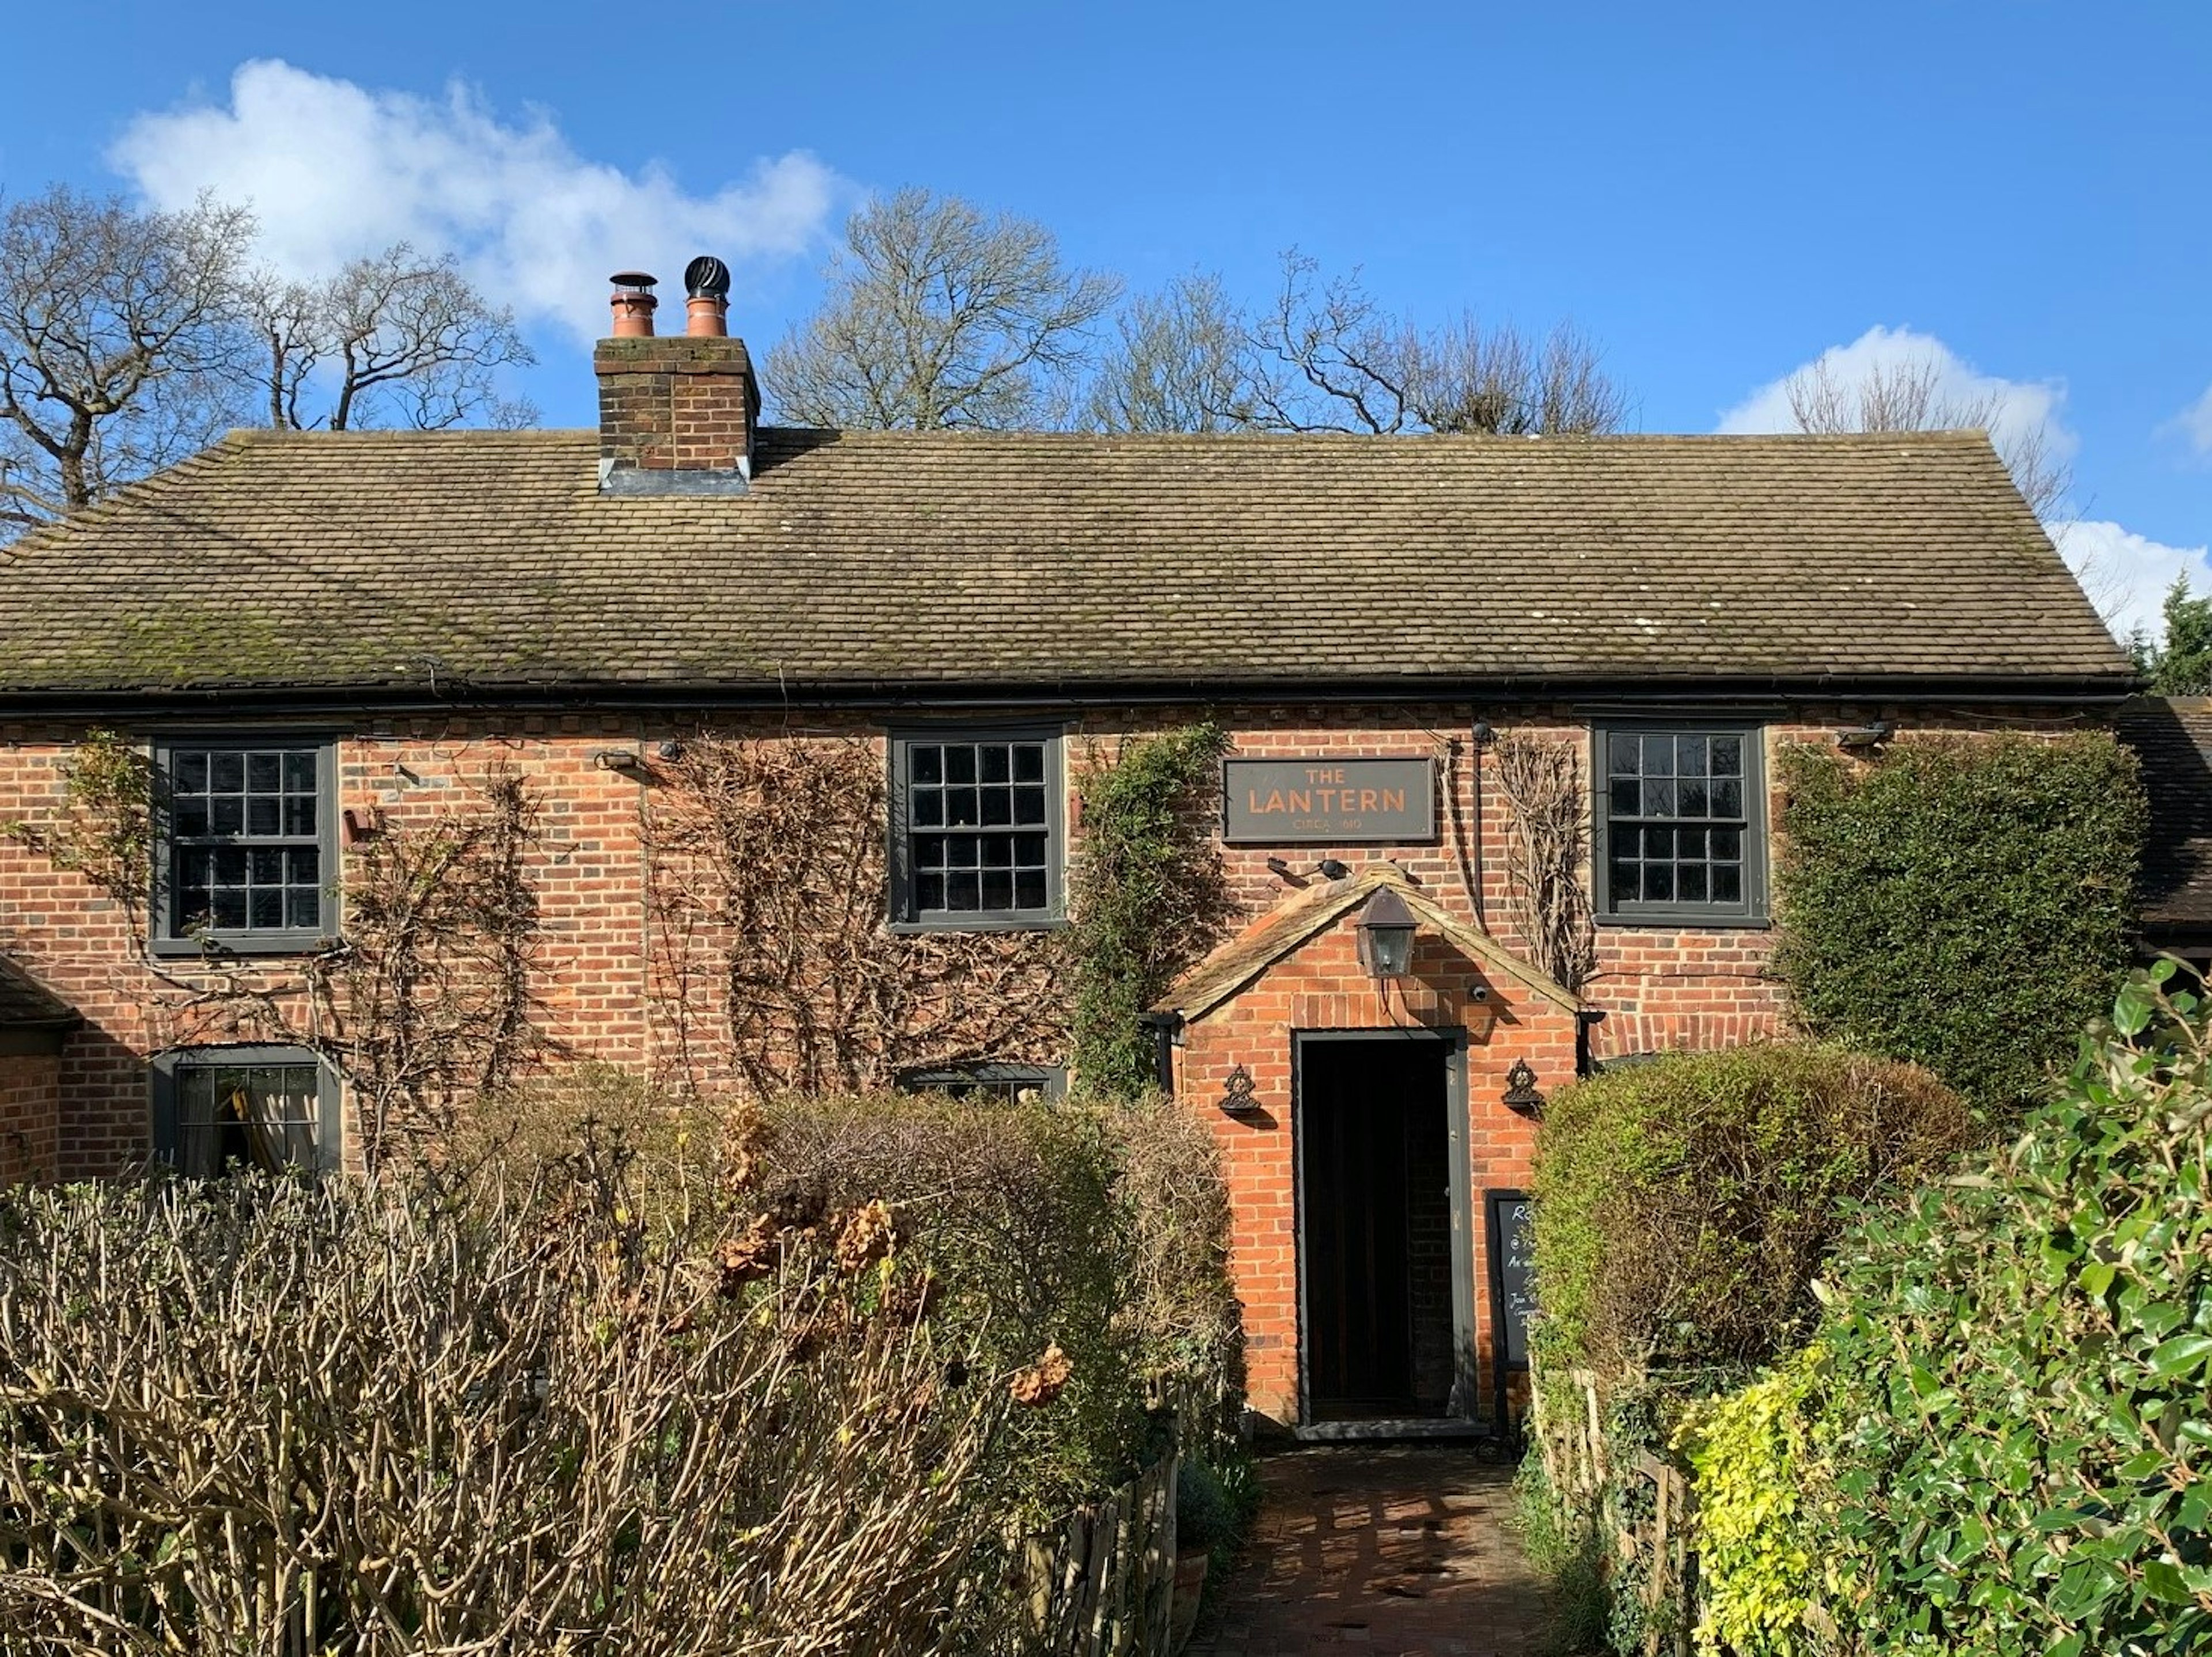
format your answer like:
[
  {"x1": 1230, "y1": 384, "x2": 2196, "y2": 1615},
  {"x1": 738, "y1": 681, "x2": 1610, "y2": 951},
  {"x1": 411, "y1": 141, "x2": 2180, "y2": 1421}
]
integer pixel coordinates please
[{"x1": 1300, "y1": 1041, "x2": 1447, "y2": 1419}]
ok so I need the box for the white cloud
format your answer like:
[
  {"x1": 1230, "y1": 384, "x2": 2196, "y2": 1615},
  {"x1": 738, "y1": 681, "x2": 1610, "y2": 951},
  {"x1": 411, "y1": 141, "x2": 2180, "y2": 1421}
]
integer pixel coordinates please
[
  {"x1": 1717, "y1": 323, "x2": 2077, "y2": 487},
  {"x1": 2169, "y1": 383, "x2": 2212, "y2": 460},
  {"x1": 111, "y1": 60, "x2": 844, "y2": 345},
  {"x1": 2050, "y1": 520, "x2": 2211, "y2": 647}
]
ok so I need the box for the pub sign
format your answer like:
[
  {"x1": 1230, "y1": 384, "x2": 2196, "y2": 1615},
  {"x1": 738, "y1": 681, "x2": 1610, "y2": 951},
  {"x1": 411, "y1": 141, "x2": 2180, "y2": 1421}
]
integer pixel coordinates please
[{"x1": 1222, "y1": 757, "x2": 1437, "y2": 844}]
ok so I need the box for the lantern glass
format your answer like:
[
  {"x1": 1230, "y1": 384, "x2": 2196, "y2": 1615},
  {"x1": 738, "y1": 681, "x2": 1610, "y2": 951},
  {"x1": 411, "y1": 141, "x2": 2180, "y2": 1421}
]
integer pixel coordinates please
[{"x1": 1365, "y1": 923, "x2": 1415, "y2": 979}]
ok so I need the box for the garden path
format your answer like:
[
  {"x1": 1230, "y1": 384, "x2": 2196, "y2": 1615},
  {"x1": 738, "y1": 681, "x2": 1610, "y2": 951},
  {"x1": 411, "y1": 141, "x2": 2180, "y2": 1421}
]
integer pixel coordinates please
[{"x1": 1187, "y1": 1443, "x2": 1553, "y2": 1657}]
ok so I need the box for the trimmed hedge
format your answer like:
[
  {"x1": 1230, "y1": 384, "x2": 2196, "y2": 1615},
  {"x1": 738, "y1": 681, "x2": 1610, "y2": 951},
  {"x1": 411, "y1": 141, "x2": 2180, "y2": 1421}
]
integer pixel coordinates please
[
  {"x1": 1808, "y1": 964, "x2": 2212, "y2": 1655},
  {"x1": 1532, "y1": 1044, "x2": 1975, "y2": 1371},
  {"x1": 1774, "y1": 733, "x2": 2145, "y2": 1112}
]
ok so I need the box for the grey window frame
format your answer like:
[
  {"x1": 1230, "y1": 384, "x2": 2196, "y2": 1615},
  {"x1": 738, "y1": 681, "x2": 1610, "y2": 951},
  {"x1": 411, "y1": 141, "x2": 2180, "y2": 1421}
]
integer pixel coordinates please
[
  {"x1": 150, "y1": 1044, "x2": 342, "y2": 1174},
  {"x1": 887, "y1": 723, "x2": 1067, "y2": 931},
  {"x1": 1591, "y1": 718, "x2": 1769, "y2": 927},
  {"x1": 150, "y1": 734, "x2": 340, "y2": 957},
  {"x1": 896, "y1": 1062, "x2": 1067, "y2": 1101}
]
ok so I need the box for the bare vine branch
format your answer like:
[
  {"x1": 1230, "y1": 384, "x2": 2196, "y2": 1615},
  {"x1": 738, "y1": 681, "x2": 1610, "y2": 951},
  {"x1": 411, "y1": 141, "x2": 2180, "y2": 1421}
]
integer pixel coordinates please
[{"x1": 1490, "y1": 731, "x2": 1597, "y2": 992}]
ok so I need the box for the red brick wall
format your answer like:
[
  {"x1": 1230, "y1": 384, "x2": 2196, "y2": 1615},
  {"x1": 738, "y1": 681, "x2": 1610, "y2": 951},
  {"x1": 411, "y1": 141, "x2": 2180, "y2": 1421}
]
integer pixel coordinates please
[{"x1": 0, "y1": 1051, "x2": 60, "y2": 1181}]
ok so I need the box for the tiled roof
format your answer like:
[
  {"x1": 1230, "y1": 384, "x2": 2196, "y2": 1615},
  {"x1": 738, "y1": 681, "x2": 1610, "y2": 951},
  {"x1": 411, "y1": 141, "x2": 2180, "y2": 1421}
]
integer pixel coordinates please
[
  {"x1": 1159, "y1": 863, "x2": 1580, "y2": 1021},
  {"x1": 0, "y1": 426, "x2": 2128, "y2": 701},
  {"x1": 2117, "y1": 696, "x2": 2212, "y2": 934},
  {"x1": 0, "y1": 957, "x2": 77, "y2": 1029}
]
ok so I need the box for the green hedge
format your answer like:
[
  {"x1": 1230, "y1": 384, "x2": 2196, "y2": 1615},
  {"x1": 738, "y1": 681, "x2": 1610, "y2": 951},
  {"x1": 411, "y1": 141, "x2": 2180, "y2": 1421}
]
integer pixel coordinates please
[
  {"x1": 1532, "y1": 1044, "x2": 1974, "y2": 1372},
  {"x1": 1774, "y1": 733, "x2": 2145, "y2": 1112},
  {"x1": 1808, "y1": 964, "x2": 2212, "y2": 1655}
]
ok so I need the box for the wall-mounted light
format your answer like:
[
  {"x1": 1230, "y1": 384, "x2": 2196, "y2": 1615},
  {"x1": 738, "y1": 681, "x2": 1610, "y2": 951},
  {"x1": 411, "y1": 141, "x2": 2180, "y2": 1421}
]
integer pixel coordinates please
[
  {"x1": 340, "y1": 805, "x2": 385, "y2": 846},
  {"x1": 593, "y1": 748, "x2": 653, "y2": 779},
  {"x1": 1218, "y1": 1064, "x2": 1263, "y2": 1118},
  {"x1": 1354, "y1": 886, "x2": 1419, "y2": 981},
  {"x1": 656, "y1": 740, "x2": 687, "y2": 762},
  {"x1": 1835, "y1": 721, "x2": 1895, "y2": 751},
  {"x1": 1503, "y1": 1058, "x2": 1544, "y2": 1116}
]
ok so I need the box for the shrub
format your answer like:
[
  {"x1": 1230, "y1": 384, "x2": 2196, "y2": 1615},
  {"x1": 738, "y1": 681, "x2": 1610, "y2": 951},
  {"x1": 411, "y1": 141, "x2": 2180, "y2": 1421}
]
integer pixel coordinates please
[
  {"x1": 1532, "y1": 1043, "x2": 1975, "y2": 1371},
  {"x1": 1810, "y1": 964, "x2": 2212, "y2": 1655},
  {"x1": 1675, "y1": 1351, "x2": 1829, "y2": 1657},
  {"x1": 1774, "y1": 732, "x2": 2145, "y2": 1111},
  {"x1": 1068, "y1": 723, "x2": 1234, "y2": 1097},
  {"x1": 0, "y1": 1169, "x2": 1003, "y2": 1655}
]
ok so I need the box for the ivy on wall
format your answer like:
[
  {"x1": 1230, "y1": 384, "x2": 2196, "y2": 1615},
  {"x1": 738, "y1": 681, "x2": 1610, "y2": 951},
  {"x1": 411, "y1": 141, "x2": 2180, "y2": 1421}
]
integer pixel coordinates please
[
  {"x1": 2, "y1": 727, "x2": 160, "y2": 917},
  {"x1": 1067, "y1": 723, "x2": 1234, "y2": 1098},
  {"x1": 1772, "y1": 733, "x2": 2146, "y2": 1112}
]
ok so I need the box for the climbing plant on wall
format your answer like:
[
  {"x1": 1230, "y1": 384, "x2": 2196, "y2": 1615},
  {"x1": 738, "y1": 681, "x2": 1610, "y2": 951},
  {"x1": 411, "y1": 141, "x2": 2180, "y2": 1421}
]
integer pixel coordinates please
[{"x1": 1067, "y1": 723, "x2": 1234, "y2": 1098}]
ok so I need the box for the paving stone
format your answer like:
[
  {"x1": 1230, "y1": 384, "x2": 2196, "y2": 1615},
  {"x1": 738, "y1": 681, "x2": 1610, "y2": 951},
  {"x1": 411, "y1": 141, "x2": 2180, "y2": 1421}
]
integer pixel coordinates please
[{"x1": 1187, "y1": 1443, "x2": 1554, "y2": 1657}]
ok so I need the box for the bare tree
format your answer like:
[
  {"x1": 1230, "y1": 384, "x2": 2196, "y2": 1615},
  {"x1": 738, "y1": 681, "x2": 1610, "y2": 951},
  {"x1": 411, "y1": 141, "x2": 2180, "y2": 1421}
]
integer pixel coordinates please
[
  {"x1": 1086, "y1": 251, "x2": 1625, "y2": 437},
  {"x1": 1784, "y1": 353, "x2": 2070, "y2": 520},
  {"x1": 770, "y1": 188, "x2": 1121, "y2": 430},
  {"x1": 239, "y1": 243, "x2": 537, "y2": 431},
  {"x1": 0, "y1": 187, "x2": 255, "y2": 539},
  {"x1": 1082, "y1": 272, "x2": 1257, "y2": 434}
]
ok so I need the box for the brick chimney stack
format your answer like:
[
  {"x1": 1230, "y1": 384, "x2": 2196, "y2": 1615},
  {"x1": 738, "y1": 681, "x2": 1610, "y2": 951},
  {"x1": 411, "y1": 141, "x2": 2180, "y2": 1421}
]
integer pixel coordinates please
[{"x1": 595, "y1": 257, "x2": 757, "y2": 496}]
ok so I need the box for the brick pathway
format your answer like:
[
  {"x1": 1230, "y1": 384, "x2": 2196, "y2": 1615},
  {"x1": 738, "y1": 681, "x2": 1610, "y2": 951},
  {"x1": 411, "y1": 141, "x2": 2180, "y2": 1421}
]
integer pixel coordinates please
[{"x1": 1188, "y1": 1443, "x2": 1553, "y2": 1657}]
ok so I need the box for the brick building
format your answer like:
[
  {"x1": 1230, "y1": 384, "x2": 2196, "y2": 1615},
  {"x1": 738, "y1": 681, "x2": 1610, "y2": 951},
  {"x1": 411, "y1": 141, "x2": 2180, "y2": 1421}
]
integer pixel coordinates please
[{"x1": 0, "y1": 269, "x2": 2131, "y2": 1430}]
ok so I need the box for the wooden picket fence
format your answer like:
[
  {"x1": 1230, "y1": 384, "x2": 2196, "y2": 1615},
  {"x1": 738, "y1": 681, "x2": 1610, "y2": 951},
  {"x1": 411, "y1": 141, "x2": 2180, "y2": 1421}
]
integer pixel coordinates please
[
  {"x1": 1528, "y1": 1357, "x2": 1698, "y2": 1657},
  {"x1": 1013, "y1": 1447, "x2": 1181, "y2": 1656}
]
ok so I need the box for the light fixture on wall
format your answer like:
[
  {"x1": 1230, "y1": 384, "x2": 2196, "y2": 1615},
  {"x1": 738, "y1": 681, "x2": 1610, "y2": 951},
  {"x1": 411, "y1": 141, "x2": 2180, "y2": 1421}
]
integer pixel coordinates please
[
  {"x1": 1834, "y1": 721, "x2": 1894, "y2": 750},
  {"x1": 1218, "y1": 1064, "x2": 1263, "y2": 1118},
  {"x1": 1502, "y1": 1058, "x2": 1544, "y2": 1117},
  {"x1": 592, "y1": 748, "x2": 653, "y2": 779},
  {"x1": 1354, "y1": 886, "x2": 1419, "y2": 981}
]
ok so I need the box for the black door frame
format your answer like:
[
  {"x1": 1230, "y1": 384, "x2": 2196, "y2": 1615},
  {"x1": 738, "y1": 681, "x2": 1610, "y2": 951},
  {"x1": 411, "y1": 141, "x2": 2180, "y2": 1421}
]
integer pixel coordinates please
[{"x1": 1291, "y1": 1027, "x2": 1478, "y2": 1427}]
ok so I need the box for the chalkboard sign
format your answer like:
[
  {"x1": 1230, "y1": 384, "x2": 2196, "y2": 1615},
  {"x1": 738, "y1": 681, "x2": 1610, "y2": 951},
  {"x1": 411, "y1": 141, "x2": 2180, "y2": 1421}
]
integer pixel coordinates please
[{"x1": 1486, "y1": 1190, "x2": 1536, "y2": 1423}]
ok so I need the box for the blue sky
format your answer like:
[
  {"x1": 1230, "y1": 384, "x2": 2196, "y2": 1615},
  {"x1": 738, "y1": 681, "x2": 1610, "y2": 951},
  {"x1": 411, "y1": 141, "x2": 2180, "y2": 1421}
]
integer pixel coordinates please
[{"x1": 5, "y1": 2, "x2": 2206, "y2": 635}]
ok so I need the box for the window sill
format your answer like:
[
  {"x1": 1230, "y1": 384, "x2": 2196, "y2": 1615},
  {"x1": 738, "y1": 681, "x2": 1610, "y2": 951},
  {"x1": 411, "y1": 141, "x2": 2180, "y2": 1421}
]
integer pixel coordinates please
[
  {"x1": 1593, "y1": 911, "x2": 1772, "y2": 932},
  {"x1": 888, "y1": 915, "x2": 1068, "y2": 936},
  {"x1": 150, "y1": 931, "x2": 337, "y2": 960}
]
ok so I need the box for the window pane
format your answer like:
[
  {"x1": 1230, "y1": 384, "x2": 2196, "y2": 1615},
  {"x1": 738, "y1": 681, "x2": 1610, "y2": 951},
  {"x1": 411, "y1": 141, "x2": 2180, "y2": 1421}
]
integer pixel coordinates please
[
  {"x1": 1712, "y1": 826, "x2": 1743, "y2": 862},
  {"x1": 283, "y1": 797, "x2": 316, "y2": 835},
  {"x1": 1643, "y1": 863, "x2": 1675, "y2": 902},
  {"x1": 284, "y1": 752, "x2": 317, "y2": 793},
  {"x1": 1609, "y1": 855, "x2": 1639, "y2": 906},
  {"x1": 946, "y1": 788, "x2": 979, "y2": 826},
  {"x1": 980, "y1": 870, "x2": 1013, "y2": 910},
  {"x1": 1713, "y1": 865, "x2": 1743, "y2": 904},
  {"x1": 1608, "y1": 733, "x2": 1640, "y2": 774},
  {"x1": 211, "y1": 753, "x2": 245, "y2": 792},
  {"x1": 946, "y1": 871, "x2": 980, "y2": 911},
  {"x1": 1678, "y1": 734, "x2": 1708, "y2": 776},
  {"x1": 214, "y1": 847, "x2": 248, "y2": 884},
  {"x1": 175, "y1": 799, "x2": 209, "y2": 837},
  {"x1": 247, "y1": 753, "x2": 281, "y2": 793},
  {"x1": 1015, "y1": 870, "x2": 1046, "y2": 909},
  {"x1": 1679, "y1": 864, "x2": 1709, "y2": 903},
  {"x1": 1641, "y1": 826, "x2": 1674, "y2": 860},
  {"x1": 249, "y1": 847, "x2": 285, "y2": 884},
  {"x1": 980, "y1": 788, "x2": 1012, "y2": 825},
  {"x1": 981, "y1": 835, "x2": 1013, "y2": 869},
  {"x1": 250, "y1": 888, "x2": 284, "y2": 928},
  {"x1": 1711, "y1": 779, "x2": 1743, "y2": 818},
  {"x1": 213, "y1": 889, "x2": 247, "y2": 928},
  {"x1": 1711, "y1": 737, "x2": 1743, "y2": 777},
  {"x1": 980, "y1": 744, "x2": 1010, "y2": 783},
  {"x1": 1610, "y1": 778, "x2": 1639, "y2": 816},
  {"x1": 915, "y1": 835, "x2": 945, "y2": 870},
  {"x1": 917, "y1": 873, "x2": 945, "y2": 911},
  {"x1": 1013, "y1": 744, "x2": 1044, "y2": 783},
  {"x1": 287, "y1": 889, "x2": 320, "y2": 929},
  {"x1": 290, "y1": 847, "x2": 319, "y2": 886},
  {"x1": 1014, "y1": 786, "x2": 1046, "y2": 825},
  {"x1": 913, "y1": 791, "x2": 943, "y2": 827},
  {"x1": 1677, "y1": 826, "x2": 1708, "y2": 861},
  {"x1": 176, "y1": 751, "x2": 209, "y2": 791},
  {"x1": 1014, "y1": 833, "x2": 1048, "y2": 869},
  {"x1": 211, "y1": 796, "x2": 244, "y2": 835},
  {"x1": 911, "y1": 745, "x2": 942, "y2": 785},
  {"x1": 1678, "y1": 779, "x2": 1709, "y2": 817},
  {"x1": 945, "y1": 746, "x2": 976, "y2": 784},
  {"x1": 1642, "y1": 778, "x2": 1676, "y2": 817}
]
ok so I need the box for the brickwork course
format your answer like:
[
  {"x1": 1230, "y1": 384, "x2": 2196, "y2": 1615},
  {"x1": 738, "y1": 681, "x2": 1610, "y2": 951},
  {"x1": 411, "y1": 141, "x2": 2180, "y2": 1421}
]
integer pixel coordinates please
[{"x1": 0, "y1": 313, "x2": 2151, "y2": 1434}]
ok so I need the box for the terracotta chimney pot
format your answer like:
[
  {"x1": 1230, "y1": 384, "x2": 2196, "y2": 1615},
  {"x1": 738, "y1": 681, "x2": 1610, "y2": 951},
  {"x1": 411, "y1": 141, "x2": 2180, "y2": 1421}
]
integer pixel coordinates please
[
  {"x1": 608, "y1": 270, "x2": 659, "y2": 338},
  {"x1": 685, "y1": 294, "x2": 728, "y2": 338}
]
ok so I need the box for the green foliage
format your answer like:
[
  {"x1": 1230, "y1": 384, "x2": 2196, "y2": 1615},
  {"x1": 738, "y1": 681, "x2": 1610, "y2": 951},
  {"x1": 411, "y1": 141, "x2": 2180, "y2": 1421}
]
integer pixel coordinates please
[
  {"x1": 1510, "y1": 1452, "x2": 1613, "y2": 1653},
  {"x1": 2134, "y1": 575, "x2": 2212, "y2": 694},
  {"x1": 1676, "y1": 1351, "x2": 1828, "y2": 1657},
  {"x1": 1532, "y1": 1044, "x2": 1975, "y2": 1371},
  {"x1": 1175, "y1": 1457, "x2": 1236, "y2": 1553},
  {"x1": 1809, "y1": 964, "x2": 2212, "y2": 1655},
  {"x1": 1068, "y1": 723, "x2": 1234, "y2": 1097},
  {"x1": 2, "y1": 726, "x2": 158, "y2": 912},
  {"x1": 1774, "y1": 733, "x2": 2146, "y2": 1111}
]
